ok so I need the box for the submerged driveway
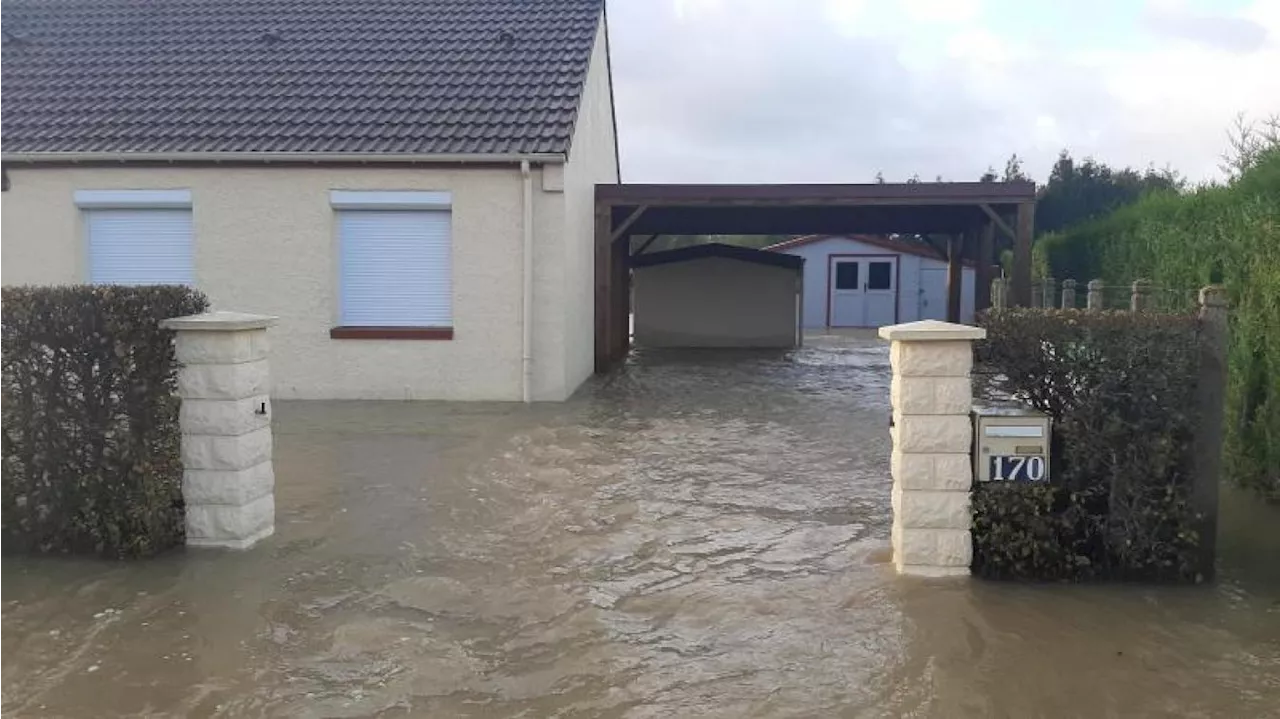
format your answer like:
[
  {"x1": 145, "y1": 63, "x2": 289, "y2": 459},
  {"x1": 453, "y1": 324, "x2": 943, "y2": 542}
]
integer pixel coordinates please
[{"x1": 4, "y1": 334, "x2": 1278, "y2": 717}]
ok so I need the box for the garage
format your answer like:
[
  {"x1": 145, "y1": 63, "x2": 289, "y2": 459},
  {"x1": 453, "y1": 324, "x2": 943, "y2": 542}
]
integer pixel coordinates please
[
  {"x1": 765, "y1": 234, "x2": 977, "y2": 328},
  {"x1": 631, "y1": 243, "x2": 803, "y2": 348}
]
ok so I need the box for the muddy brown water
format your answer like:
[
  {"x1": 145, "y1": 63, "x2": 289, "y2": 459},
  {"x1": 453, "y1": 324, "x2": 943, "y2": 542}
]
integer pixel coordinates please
[{"x1": 4, "y1": 334, "x2": 1279, "y2": 718}]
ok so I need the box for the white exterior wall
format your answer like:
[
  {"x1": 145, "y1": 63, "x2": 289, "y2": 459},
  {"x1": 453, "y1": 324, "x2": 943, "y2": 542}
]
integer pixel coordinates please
[
  {"x1": 1, "y1": 164, "x2": 578, "y2": 401},
  {"x1": 775, "y1": 236, "x2": 975, "y2": 328},
  {"x1": 633, "y1": 258, "x2": 800, "y2": 348},
  {"x1": 560, "y1": 12, "x2": 620, "y2": 396}
]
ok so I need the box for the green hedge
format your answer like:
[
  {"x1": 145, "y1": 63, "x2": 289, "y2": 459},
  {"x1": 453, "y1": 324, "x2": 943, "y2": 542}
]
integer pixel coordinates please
[
  {"x1": 2, "y1": 285, "x2": 209, "y2": 557},
  {"x1": 973, "y1": 309, "x2": 1206, "y2": 581},
  {"x1": 1033, "y1": 151, "x2": 1280, "y2": 499}
]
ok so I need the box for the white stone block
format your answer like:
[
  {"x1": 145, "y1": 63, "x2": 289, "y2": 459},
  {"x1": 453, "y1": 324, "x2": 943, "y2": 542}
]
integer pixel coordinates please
[
  {"x1": 180, "y1": 395, "x2": 271, "y2": 436},
  {"x1": 175, "y1": 329, "x2": 268, "y2": 365},
  {"x1": 186, "y1": 494, "x2": 274, "y2": 545},
  {"x1": 894, "y1": 487, "x2": 971, "y2": 529},
  {"x1": 890, "y1": 341, "x2": 974, "y2": 378},
  {"x1": 892, "y1": 451, "x2": 973, "y2": 491},
  {"x1": 895, "y1": 528, "x2": 972, "y2": 568},
  {"x1": 182, "y1": 428, "x2": 272, "y2": 471},
  {"x1": 894, "y1": 414, "x2": 972, "y2": 454},
  {"x1": 890, "y1": 376, "x2": 973, "y2": 415},
  {"x1": 183, "y1": 462, "x2": 274, "y2": 505},
  {"x1": 177, "y1": 360, "x2": 270, "y2": 400}
]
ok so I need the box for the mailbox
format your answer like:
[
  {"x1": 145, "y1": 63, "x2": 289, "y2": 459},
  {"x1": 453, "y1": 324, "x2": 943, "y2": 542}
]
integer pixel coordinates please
[{"x1": 973, "y1": 404, "x2": 1052, "y2": 483}]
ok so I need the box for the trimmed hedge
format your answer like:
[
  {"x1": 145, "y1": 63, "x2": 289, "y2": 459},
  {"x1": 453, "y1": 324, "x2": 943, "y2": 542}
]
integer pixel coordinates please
[
  {"x1": 973, "y1": 308, "x2": 1206, "y2": 581},
  {"x1": 2, "y1": 285, "x2": 209, "y2": 557},
  {"x1": 1034, "y1": 150, "x2": 1280, "y2": 499}
]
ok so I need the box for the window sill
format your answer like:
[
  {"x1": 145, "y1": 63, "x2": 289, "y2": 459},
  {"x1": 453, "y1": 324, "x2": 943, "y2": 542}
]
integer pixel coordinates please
[{"x1": 329, "y1": 326, "x2": 454, "y2": 340}]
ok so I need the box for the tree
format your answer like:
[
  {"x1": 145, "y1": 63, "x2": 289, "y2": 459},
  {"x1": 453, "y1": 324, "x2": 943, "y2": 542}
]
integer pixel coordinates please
[
  {"x1": 1002, "y1": 153, "x2": 1029, "y2": 183},
  {"x1": 1034, "y1": 150, "x2": 1181, "y2": 236},
  {"x1": 1220, "y1": 112, "x2": 1280, "y2": 180}
]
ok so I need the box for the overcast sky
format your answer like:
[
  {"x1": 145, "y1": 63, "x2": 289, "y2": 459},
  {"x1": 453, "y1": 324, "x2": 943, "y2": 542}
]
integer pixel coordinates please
[{"x1": 606, "y1": 0, "x2": 1280, "y2": 185}]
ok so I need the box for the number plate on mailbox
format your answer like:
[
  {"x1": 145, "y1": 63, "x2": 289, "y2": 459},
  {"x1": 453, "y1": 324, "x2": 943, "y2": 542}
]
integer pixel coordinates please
[{"x1": 989, "y1": 455, "x2": 1048, "y2": 482}]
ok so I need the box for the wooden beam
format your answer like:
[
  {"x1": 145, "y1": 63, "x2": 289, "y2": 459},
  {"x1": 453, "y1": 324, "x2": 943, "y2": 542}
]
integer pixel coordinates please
[
  {"x1": 979, "y1": 203, "x2": 1016, "y2": 240},
  {"x1": 976, "y1": 222, "x2": 995, "y2": 312},
  {"x1": 633, "y1": 233, "x2": 660, "y2": 255},
  {"x1": 947, "y1": 233, "x2": 964, "y2": 323},
  {"x1": 1012, "y1": 201, "x2": 1034, "y2": 306},
  {"x1": 609, "y1": 205, "x2": 649, "y2": 242},
  {"x1": 594, "y1": 204, "x2": 613, "y2": 373}
]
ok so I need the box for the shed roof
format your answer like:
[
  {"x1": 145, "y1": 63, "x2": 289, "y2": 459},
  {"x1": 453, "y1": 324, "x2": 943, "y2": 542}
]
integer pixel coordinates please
[
  {"x1": 631, "y1": 243, "x2": 804, "y2": 271},
  {"x1": 0, "y1": 0, "x2": 604, "y2": 156},
  {"x1": 763, "y1": 234, "x2": 978, "y2": 267}
]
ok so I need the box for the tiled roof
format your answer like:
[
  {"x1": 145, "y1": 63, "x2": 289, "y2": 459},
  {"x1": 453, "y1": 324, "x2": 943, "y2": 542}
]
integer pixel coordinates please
[{"x1": 0, "y1": 0, "x2": 604, "y2": 156}]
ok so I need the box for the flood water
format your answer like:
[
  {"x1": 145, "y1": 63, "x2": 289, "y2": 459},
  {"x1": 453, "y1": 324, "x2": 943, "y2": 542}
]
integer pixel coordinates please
[{"x1": 4, "y1": 334, "x2": 1279, "y2": 718}]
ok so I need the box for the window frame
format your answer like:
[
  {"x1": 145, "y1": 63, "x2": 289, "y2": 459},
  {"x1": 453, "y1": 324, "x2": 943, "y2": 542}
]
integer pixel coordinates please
[{"x1": 75, "y1": 189, "x2": 195, "y2": 286}]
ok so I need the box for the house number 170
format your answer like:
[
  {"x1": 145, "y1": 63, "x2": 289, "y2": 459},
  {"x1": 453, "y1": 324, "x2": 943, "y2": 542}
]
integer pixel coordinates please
[{"x1": 990, "y1": 455, "x2": 1047, "y2": 482}]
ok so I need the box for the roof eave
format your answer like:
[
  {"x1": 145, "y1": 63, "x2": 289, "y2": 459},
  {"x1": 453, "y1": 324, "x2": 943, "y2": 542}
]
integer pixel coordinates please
[{"x1": 1, "y1": 151, "x2": 569, "y2": 166}]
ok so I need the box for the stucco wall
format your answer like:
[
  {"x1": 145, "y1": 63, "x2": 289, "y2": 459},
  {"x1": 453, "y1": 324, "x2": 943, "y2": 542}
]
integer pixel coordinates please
[
  {"x1": 633, "y1": 258, "x2": 800, "y2": 348},
  {"x1": 1, "y1": 165, "x2": 569, "y2": 401},
  {"x1": 561, "y1": 11, "x2": 621, "y2": 394},
  {"x1": 774, "y1": 236, "x2": 975, "y2": 327}
]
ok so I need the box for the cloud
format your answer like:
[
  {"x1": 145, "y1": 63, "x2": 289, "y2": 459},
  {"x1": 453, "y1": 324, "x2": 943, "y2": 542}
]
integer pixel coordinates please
[
  {"x1": 607, "y1": 0, "x2": 1280, "y2": 185},
  {"x1": 1141, "y1": 0, "x2": 1269, "y2": 53}
]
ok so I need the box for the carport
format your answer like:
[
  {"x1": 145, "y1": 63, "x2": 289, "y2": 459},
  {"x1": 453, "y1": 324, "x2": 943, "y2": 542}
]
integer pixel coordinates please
[{"x1": 594, "y1": 182, "x2": 1037, "y2": 372}]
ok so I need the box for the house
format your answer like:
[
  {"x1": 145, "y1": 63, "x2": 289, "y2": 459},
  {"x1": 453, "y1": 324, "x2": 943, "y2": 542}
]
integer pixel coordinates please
[
  {"x1": 0, "y1": 0, "x2": 619, "y2": 402},
  {"x1": 765, "y1": 235, "x2": 976, "y2": 328},
  {"x1": 631, "y1": 243, "x2": 803, "y2": 349}
]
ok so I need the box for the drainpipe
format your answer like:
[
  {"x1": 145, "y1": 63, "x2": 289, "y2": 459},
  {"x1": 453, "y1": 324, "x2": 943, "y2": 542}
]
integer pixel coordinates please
[{"x1": 521, "y1": 160, "x2": 534, "y2": 403}]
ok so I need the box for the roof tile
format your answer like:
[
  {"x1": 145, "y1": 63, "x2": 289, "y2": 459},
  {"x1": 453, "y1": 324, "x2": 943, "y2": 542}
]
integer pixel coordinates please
[{"x1": 1, "y1": 0, "x2": 603, "y2": 155}]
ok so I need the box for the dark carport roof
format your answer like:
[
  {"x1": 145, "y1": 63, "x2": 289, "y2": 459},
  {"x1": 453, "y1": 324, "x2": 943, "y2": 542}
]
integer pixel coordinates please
[
  {"x1": 598, "y1": 182, "x2": 1036, "y2": 238},
  {"x1": 0, "y1": 0, "x2": 605, "y2": 156},
  {"x1": 631, "y1": 243, "x2": 803, "y2": 271}
]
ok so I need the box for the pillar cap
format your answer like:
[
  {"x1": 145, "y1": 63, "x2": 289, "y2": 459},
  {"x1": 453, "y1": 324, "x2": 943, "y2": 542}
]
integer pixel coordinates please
[
  {"x1": 878, "y1": 320, "x2": 986, "y2": 342},
  {"x1": 162, "y1": 311, "x2": 278, "y2": 332}
]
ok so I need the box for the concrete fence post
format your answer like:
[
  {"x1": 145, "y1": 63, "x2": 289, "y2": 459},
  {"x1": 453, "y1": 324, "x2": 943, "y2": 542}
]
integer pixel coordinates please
[
  {"x1": 879, "y1": 320, "x2": 987, "y2": 577},
  {"x1": 161, "y1": 311, "x2": 279, "y2": 549},
  {"x1": 991, "y1": 278, "x2": 1006, "y2": 310},
  {"x1": 1042, "y1": 277, "x2": 1056, "y2": 309},
  {"x1": 1061, "y1": 279, "x2": 1077, "y2": 309},
  {"x1": 1087, "y1": 279, "x2": 1105, "y2": 311},
  {"x1": 1191, "y1": 286, "x2": 1228, "y2": 580},
  {"x1": 1131, "y1": 279, "x2": 1153, "y2": 312}
]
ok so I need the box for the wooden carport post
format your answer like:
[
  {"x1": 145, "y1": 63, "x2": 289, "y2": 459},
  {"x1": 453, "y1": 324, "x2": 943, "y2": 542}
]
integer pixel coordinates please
[
  {"x1": 946, "y1": 233, "x2": 964, "y2": 323},
  {"x1": 1012, "y1": 201, "x2": 1035, "y2": 306},
  {"x1": 975, "y1": 222, "x2": 995, "y2": 312},
  {"x1": 594, "y1": 203, "x2": 613, "y2": 373}
]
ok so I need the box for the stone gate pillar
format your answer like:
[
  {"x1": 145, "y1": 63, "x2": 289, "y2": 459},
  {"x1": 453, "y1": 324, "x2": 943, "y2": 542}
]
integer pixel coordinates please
[
  {"x1": 161, "y1": 311, "x2": 278, "y2": 549},
  {"x1": 879, "y1": 320, "x2": 986, "y2": 576}
]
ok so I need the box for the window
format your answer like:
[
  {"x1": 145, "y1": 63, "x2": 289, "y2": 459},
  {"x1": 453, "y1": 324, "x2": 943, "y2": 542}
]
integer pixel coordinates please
[
  {"x1": 868, "y1": 261, "x2": 893, "y2": 290},
  {"x1": 331, "y1": 191, "x2": 453, "y2": 337},
  {"x1": 835, "y1": 261, "x2": 859, "y2": 290},
  {"x1": 75, "y1": 190, "x2": 194, "y2": 286}
]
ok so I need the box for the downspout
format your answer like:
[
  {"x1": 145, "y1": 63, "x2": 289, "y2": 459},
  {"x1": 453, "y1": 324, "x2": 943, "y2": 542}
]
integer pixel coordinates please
[{"x1": 521, "y1": 160, "x2": 534, "y2": 403}]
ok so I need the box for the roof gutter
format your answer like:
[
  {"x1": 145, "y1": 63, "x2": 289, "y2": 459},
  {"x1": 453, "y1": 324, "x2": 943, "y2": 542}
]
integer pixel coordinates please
[{"x1": 1, "y1": 151, "x2": 568, "y2": 165}]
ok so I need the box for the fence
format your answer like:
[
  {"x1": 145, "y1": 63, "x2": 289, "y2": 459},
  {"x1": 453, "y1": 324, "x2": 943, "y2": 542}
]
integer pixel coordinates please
[{"x1": 990, "y1": 277, "x2": 1201, "y2": 314}]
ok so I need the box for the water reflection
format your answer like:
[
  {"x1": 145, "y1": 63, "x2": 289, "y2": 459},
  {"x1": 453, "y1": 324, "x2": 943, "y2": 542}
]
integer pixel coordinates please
[{"x1": 3, "y1": 334, "x2": 1278, "y2": 717}]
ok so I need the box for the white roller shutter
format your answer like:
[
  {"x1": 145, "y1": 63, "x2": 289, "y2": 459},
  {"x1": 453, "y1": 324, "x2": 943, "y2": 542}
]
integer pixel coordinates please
[
  {"x1": 339, "y1": 210, "x2": 452, "y2": 327},
  {"x1": 87, "y1": 209, "x2": 194, "y2": 286}
]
